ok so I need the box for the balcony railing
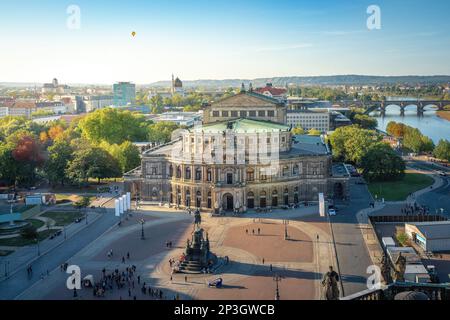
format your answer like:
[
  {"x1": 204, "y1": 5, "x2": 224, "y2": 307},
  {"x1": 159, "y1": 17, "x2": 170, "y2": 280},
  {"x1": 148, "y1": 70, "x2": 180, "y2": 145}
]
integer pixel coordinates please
[{"x1": 342, "y1": 282, "x2": 450, "y2": 300}]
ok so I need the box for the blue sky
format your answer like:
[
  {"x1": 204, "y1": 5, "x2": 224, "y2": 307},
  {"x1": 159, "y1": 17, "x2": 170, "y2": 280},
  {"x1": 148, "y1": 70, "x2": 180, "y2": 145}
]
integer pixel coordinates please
[{"x1": 0, "y1": 0, "x2": 449, "y2": 84}]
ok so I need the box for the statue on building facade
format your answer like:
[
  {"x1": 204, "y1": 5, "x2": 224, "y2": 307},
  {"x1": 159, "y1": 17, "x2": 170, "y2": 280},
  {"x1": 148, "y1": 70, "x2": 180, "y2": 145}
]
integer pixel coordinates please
[
  {"x1": 393, "y1": 252, "x2": 406, "y2": 282},
  {"x1": 321, "y1": 266, "x2": 340, "y2": 300}
]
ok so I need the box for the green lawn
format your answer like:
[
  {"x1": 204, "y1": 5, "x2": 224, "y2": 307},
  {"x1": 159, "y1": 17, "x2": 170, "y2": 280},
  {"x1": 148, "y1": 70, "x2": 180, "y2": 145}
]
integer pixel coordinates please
[
  {"x1": 0, "y1": 229, "x2": 57, "y2": 247},
  {"x1": 26, "y1": 219, "x2": 45, "y2": 230},
  {"x1": 40, "y1": 211, "x2": 84, "y2": 226},
  {"x1": 368, "y1": 172, "x2": 434, "y2": 201}
]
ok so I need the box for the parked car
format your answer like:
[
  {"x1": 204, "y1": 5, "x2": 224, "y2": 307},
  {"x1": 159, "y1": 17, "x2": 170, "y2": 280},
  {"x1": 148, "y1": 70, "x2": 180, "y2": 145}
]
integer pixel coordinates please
[{"x1": 328, "y1": 209, "x2": 337, "y2": 216}]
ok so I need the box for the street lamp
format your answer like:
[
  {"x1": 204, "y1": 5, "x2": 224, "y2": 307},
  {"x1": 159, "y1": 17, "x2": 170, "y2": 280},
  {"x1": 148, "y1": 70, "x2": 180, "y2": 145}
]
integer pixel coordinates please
[
  {"x1": 35, "y1": 238, "x2": 40, "y2": 256},
  {"x1": 140, "y1": 218, "x2": 145, "y2": 240},
  {"x1": 4, "y1": 261, "x2": 9, "y2": 278},
  {"x1": 273, "y1": 274, "x2": 282, "y2": 300}
]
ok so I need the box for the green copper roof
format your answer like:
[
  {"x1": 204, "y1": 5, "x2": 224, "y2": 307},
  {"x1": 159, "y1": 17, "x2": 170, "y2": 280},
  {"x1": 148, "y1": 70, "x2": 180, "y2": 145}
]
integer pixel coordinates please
[{"x1": 191, "y1": 118, "x2": 290, "y2": 134}]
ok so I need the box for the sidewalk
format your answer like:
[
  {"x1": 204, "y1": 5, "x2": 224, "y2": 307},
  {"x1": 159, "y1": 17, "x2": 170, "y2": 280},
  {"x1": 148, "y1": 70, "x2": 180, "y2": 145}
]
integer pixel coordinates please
[{"x1": 0, "y1": 210, "x2": 101, "y2": 282}]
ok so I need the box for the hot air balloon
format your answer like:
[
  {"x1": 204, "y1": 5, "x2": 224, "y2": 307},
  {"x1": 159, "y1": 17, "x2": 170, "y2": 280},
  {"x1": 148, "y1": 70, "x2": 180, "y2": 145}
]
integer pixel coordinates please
[{"x1": 131, "y1": 31, "x2": 136, "y2": 37}]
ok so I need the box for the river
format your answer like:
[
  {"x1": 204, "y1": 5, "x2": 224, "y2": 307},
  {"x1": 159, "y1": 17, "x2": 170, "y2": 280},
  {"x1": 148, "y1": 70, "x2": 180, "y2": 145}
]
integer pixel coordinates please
[{"x1": 369, "y1": 98, "x2": 450, "y2": 143}]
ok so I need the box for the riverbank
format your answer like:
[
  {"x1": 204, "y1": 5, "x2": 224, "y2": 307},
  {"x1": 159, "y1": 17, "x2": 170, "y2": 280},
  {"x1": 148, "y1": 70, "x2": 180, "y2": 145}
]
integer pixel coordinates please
[{"x1": 437, "y1": 110, "x2": 450, "y2": 122}]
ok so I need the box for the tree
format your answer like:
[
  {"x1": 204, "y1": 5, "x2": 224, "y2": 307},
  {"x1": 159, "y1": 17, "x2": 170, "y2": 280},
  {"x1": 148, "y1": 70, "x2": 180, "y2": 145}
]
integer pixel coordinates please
[
  {"x1": 74, "y1": 196, "x2": 91, "y2": 210},
  {"x1": 433, "y1": 139, "x2": 450, "y2": 161},
  {"x1": 78, "y1": 108, "x2": 149, "y2": 144},
  {"x1": 329, "y1": 125, "x2": 382, "y2": 166},
  {"x1": 148, "y1": 121, "x2": 180, "y2": 143},
  {"x1": 100, "y1": 141, "x2": 141, "y2": 174},
  {"x1": 47, "y1": 125, "x2": 65, "y2": 141},
  {"x1": 21, "y1": 225, "x2": 38, "y2": 240},
  {"x1": 308, "y1": 128, "x2": 321, "y2": 136},
  {"x1": 45, "y1": 139, "x2": 74, "y2": 186},
  {"x1": 361, "y1": 142, "x2": 405, "y2": 181},
  {"x1": 402, "y1": 127, "x2": 430, "y2": 153},
  {"x1": 11, "y1": 135, "x2": 45, "y2": 185},
  {"x1": 353, "y1": 114, "x2": 378, "y2": 130},
  {"x1": 0, "y1": 142, "x2": 20, "y2": 186},
  {"x1": 291, "y1": 126, "x2": 305, "y2": 135},
  {"x1": 66, "y1": 147, "x2": 121, "y2": 184},
  {"x1": 386, "y1": 121, "x2": 405, "y2": 138}
]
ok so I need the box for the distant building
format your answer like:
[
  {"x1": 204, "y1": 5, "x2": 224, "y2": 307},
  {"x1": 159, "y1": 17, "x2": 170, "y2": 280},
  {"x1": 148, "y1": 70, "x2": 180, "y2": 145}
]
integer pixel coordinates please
[
  {"x1": 0, "y1": 107, "x2": 8, "y2": 118},
  {"x1": 124, "y1": 90, "x2": 349, "y2": 211},
  {"x1": 35, "y1": 101, "x2": 67, "y2": 114},
  {"x1": 330, "y1": 111, "x2": 352, "y2": 129},
  {"x1": 113, "y1": 82, "x2": 136, "y2": 106},
  {"x1": 41, "y1": 78, "x2": 70, "y2": 94},
  {"x1": 8, "y1": 100, "x2": 37, "y2": 118},
  {"x1": 405, "y1": 221, "x2": 450, "y2": 252},
  {"x1": 171, "y1": 74, "x2": 184, "y2": 96},
  {"x1": 84, "y1": 95, "x2": 114, "y2": 112},
  {"x1": 286, "y1": 109, "x2": 330, "y2": 133},
  {"x1": 203, "y1": 84, "x2": 286, "y2": 124},
  {"x1": 254, "y1": 83, "x2": 287, "y2": 101},
  {"x1": 154, "y1": 111, "x2": 202, "y2": 127}
]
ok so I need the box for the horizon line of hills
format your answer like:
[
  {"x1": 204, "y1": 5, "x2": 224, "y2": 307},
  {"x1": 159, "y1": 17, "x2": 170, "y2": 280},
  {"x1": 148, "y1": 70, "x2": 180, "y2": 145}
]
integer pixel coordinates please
[{"x1": 2, "y1": 75, "x2": 450, "y2": 88}]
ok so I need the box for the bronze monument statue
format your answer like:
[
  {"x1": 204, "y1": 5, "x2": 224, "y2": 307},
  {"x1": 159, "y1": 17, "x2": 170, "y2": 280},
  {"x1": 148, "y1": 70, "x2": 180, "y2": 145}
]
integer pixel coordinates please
[{"x1": 175, "y1": 211, "x2": 216, "y2": 273}]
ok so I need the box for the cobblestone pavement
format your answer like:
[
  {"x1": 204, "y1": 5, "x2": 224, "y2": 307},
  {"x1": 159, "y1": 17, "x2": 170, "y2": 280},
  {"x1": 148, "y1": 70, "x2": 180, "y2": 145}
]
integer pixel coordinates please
[{"x1": 16, "y1": 205, "x2": 335, "y2": 300}]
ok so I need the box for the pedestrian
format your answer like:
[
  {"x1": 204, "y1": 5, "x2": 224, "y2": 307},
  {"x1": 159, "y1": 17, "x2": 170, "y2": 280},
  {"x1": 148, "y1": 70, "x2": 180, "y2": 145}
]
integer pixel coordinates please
[
  {"x1": 137, "y1": 275, "x2": 140, "y2": 284},
  {"x1": 128, "y1": 288, "x2": 131, "y2": 297},
  {"x1": 133, "y1": 295, "x2": 137, "y2": 300},
  {"x1": 127, "y1": 252, "x2": 130, "y2": 259}
]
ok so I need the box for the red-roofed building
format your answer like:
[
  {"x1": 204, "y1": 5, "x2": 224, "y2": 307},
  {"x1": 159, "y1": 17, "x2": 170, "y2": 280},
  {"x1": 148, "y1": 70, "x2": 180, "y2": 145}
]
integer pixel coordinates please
[{"x1": 254, "y1": 83, "x2": 287, "y2": 101}]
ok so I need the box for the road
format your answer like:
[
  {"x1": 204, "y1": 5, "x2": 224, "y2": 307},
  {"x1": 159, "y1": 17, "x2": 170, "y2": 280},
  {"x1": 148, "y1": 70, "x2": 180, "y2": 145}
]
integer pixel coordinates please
[
  {"x1": 407, "y1": 160, "x2": 450, "y2": 216},
  {"x1": 0, "y1": 206, "x2": 119, "y2": 300},
  {"x1": 330, "y1": 178, "x2": 374, "y2": 296}
]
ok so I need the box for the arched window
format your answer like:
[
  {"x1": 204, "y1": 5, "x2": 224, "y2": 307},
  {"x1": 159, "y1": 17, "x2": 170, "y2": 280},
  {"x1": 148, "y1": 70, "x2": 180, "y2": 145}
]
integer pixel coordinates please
[
  {"x1": 282, "y1": 165, "x2": 289, "y2": 176},
  {"x1": 293, "y1": 164, "x2": 299, "y2": 175},
  {"x1": 169, "y1": 165, "x2": 173, "y2": 177},
  {"x1": 247, "y1": 191, "x2": 255, "y2": 209},
  {"x1": 195, "y1": 167, "x2": 202, "y2": 181},
  {"x1": 260, "y1": 191, "x2": 267, "y2": 208},
  {"x1": 185, "y1": 167, "x2": 191, "y2": 180},
  {"x1": 176, "y1": 166, "x2": 181, "y2": 178},
  {"x1": 186, "y1": 189, "x2": 191, "y2": 207},
  {"x1": 246, "y1": 168, "x2": 255, "y2": 181},
  {"x1": 271, "y1": 190, "x2": 278, "y2": 207},
  {"x1": 283, "y1": 188, "x2": 289, "y2": 206},
  {"x1": 207, "y1": 192, "x2": 212, "y2": 208},
  {"x1": 196, "y1": 190, "x2": 201, "y2": 208},
  {"x1": 207, "y1": 168, "x2": 212, "y2": 182}
]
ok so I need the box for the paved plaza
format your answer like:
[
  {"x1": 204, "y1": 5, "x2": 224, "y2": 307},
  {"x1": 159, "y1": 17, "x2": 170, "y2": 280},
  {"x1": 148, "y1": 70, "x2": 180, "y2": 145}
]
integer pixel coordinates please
[{"x1": 16, "y1": 205, "x2": 337, "y2": 300}]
